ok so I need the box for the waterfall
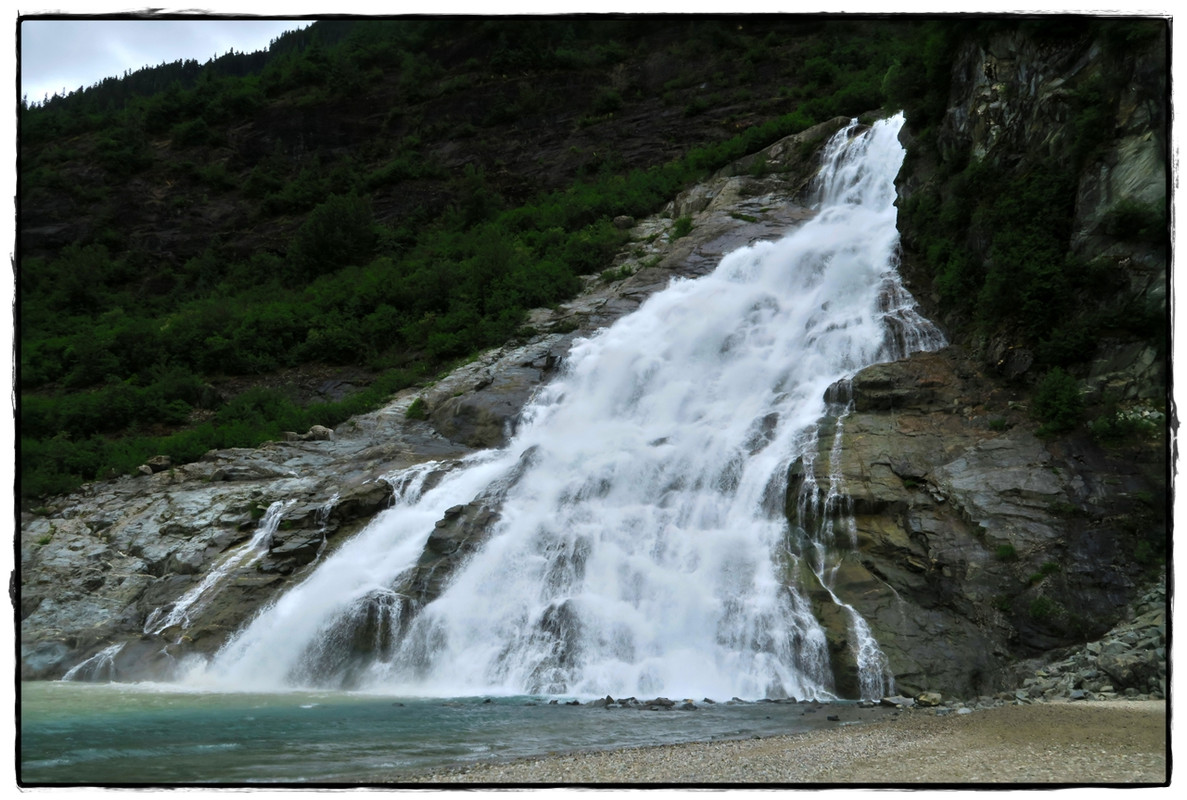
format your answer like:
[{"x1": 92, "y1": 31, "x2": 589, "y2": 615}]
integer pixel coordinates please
[
  {"x1": 143, "y1": 500, "x2": 294, "y2": 636},
  {"x1": 194, "y1": 113, "x2": 943, "y2": 700},
  {"x1": 62, "y1": 642, "x2": 126, "y2": 682}
]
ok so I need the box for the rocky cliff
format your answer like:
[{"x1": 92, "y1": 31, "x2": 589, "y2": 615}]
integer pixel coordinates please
[
  {"x1": 20, "y1": 24, "x2": 1168, "y2": 702},
  {"x1": 816, "y1": 23, "x2": 1168, "y2": 698}
]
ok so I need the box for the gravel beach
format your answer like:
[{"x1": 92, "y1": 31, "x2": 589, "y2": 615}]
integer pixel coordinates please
[{"x1": 394, "y1": 700, "x2": 1167, "y2": 785}]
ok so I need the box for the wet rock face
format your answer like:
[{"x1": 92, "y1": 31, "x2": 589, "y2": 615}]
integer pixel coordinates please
[
  {"x1": 18, "y1": 411, "x2": 470, "y2": 681},
  {"x1": 792, "y1": 348, "x2": 1164, "y2": 699}
]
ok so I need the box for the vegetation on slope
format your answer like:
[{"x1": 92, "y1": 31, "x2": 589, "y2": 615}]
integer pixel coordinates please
[
  {"x1": 20, "y1": 17, "x2": 955, "y2": 501},
  {"x1": 18, "y1": 16, "x2": 1167, "y2": 503}
]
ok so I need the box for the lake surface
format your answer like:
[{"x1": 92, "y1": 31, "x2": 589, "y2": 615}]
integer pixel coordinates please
[{"x1": 19, "y1": 681, "x2": 886, "y2": 785}]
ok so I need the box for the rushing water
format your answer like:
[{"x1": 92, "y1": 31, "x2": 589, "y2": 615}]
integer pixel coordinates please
[
  {"x1": 29, "y1": 114, "x2": 944, "y2": 785},
  {"x1": 190, "y1": 113, "x2": 942, "y2": 701}
]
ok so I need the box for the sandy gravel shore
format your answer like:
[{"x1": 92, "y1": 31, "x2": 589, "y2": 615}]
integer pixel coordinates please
[{"x1": 395, "y1": 700, "x2": 1167, "y2": 785}]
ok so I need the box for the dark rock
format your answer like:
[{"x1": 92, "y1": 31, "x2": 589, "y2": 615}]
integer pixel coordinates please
[
  {"x1": 330, "y1": 482, "x2": 394, "y2": 523},
  {"x1": 20, "y1": 640, "x2": 72, "y2": 680},
  {"x1": 428, "y1": 366, "x2": 542, "y2": 448},
  {"x1": 145, "y1": 455, "x2": 172, "y2": 473},
  {"x1": 1099, "y1": 651, "x2": 1161, "y2": 691},
  {"x1": 915, "y1": 691, "x2": 943, "y2": 707}
]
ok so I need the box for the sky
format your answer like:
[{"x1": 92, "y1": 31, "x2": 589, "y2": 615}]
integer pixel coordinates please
[{"x1": 19, "y1": 18, "x2": 314, "y2": 105}]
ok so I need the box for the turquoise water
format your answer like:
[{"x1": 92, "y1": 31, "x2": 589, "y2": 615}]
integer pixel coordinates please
[{"x1": 20, "y1": 681, "x2": 877, "y2": 785}]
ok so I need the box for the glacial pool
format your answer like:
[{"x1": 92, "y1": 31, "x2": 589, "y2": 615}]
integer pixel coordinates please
[{"x1": 19, "y1": 680, "x2": 890, "y2": 785}]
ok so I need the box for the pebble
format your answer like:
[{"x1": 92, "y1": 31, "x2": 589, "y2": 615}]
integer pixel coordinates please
[{"x1": 393, "y1": 700, "x2": 1165, "y2": 784}]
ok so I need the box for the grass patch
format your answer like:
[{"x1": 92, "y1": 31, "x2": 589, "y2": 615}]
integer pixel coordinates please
[
  {"x1": 670, "y1": 216, "x2": 694, "y2": 240},
  {"x1": 405, "y1": 397, "x2": 429, "y2": 420}
]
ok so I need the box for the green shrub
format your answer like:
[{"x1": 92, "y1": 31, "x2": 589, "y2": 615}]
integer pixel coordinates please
[
  {"x1": 1028, "y1": 561, "x2": 1061, "y2": 585},
  {"x1": 289, "y1": 194, "x2": 377, "y2": 279},
  {"x1": 171, "y1": 117, "x2": 217, "y2": 147},
  {"x1": 1047, "y1": 500, "x2": 1079, "y2": 516},
  {"x1": 600, "y1": 264, "x2": 634, "y2": 283},
  {"x1": 405, "y1": 397, "x2": 428, "y2": 420},
  {"x1": 671, "y1": 216, "x2": 694, "y2": 240},
  {"x1": 995, "y1": 543, "x2": 1018, "y2": 561},
  {"x1": 1089, "y1": 405, "x2": 1163, "y2": 442},
  {"x1": 1028, "y1": 596, "x2": 1059, "y2": 620},
  {"x1": 683, "y1": 96, "x2": 711, "y2": 117},
  {"x1": 592, "y1": 88, "x2": 623, "y2": 115},
  {"x1": 1032, "y1": 368, "x2": 1084, "y2": 435},
  {"x1": 799, "y1": 55, "x2": 839, "y2": 89},
  {"x1": 1134, "y1": 538, "x2": 1164, "y2": 566},
  {"x1": 1103, "y1": 198, "x2": 1166, "y2": 243}
]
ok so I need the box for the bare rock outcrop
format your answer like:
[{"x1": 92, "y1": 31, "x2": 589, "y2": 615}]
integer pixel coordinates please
[{"x1": 791, "y1": 348, "x2": 1164, "y2": 699}]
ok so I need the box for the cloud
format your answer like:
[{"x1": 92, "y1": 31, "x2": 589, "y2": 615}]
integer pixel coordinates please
[{"x1": 19, "y1": 19, "x2": 310, "y2": 103}]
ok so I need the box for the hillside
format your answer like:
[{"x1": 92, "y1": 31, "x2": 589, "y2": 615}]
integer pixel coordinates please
[
  {"x1": 19, "y1": 16, "x2": 950, "y2": 501},
  {"x1": 18, "y1": 16, "x2": 1168, "y2": 507}
]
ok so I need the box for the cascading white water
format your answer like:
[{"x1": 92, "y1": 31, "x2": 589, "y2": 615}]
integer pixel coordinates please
[
  {"x1": 194, "y1": 113, "x2": 943, "y2": 700},
  {"x1": 143, "y1": 499, "x2": 295, "y2": 636},
  {"x1": 62, "y1": 642, "x2": 126, "y2": 682}
]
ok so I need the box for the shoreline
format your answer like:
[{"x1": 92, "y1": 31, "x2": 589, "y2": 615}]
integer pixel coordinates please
[{"x1": 387, "y1": 699, "x2": 1168, "y2": 785}]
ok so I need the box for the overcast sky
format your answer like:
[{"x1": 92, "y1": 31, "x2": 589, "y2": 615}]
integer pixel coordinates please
[
  {"x1": 16, "y1": 2, "x2": 1169, "y2": 107},
  {"x1": 19, "y1": 18, "x2": 315, "y2": 105}
]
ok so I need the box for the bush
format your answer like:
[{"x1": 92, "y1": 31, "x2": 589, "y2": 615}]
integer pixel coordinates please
[
  {"x1": 592, "y1": 88, "x2": 623, "y2": 115},
  {"x1": 1103, "y1": 198, "x2": 1166, "y2": 243},
  {"x1": 1028, "y1": 596, "x2": 1059, "y2": 620},
  {"x1": 289, "y1": 194, "x2": 377, "y2": 279},
  {"x1": 1032, "y1": 368, "x2": 1084, "y2": 435},
  {"x1": 171, "y1": 117, "x2": 217, "y2": 147},
  {"x1": 995, "y1": 543, "x2": 1018, "y2": 561},
  {"x1": 405, "y1": 397, "x2": 428, "y2": 420},
  {"x1": 1089, "y1": 403, "x2": 1164, "y2": 442},
  {"x1": 600, "y1": 264, "x2": 634, "y2": 283}
]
